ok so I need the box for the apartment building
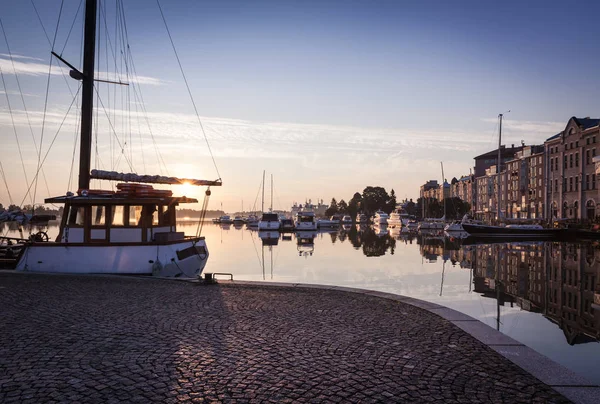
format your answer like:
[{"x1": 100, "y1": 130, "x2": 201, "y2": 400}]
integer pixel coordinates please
[
  {"x1": 505, "y1": 145, "x2": 545, "y2": 219},
  {"x1": 545, "y1": 117, "x2": 600, "y2": 221}
]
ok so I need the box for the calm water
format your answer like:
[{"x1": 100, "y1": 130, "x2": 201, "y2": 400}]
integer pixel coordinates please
[{"x1": 2, "y1": 220, "x2": 600, "y2": 384}]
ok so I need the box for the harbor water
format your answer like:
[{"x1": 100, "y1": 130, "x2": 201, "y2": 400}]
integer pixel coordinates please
[{"x1": 2, "y1": 220, "x2": 599, "y2": 384}]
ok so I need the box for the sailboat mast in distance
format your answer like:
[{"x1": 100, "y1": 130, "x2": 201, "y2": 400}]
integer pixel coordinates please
[{"x1": 262, "y1": 170, "x2": 265, "y2": 212}]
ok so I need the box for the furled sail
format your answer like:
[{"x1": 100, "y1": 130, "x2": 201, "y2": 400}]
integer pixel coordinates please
[{"x1": 90, "y1": 169, "x2": 222, "y2": 187}]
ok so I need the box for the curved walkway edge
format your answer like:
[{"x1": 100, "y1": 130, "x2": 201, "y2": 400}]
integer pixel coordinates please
[{"x1": 221, "y1": 278, "x2": 600, "y2": 404}]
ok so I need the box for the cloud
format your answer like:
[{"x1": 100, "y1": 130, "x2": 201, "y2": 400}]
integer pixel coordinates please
[
  {"x1": 0, "y1": 56, "x2": 165, "y2": 86},
  {"x1": 0, "y1": 90, "x2": 40, "y2": 98},
  {"x1": 0, "y1": 53, "x2": 44, "y2": 62},
  {"x1": 480, "y1": 117, "x2": 564, "y2": 136}
]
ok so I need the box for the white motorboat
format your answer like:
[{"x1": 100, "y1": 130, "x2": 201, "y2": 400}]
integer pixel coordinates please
[
  {"x1": 388, "y1": 211, "x2": 407, "y2": 227},
  {"x1": 295, "y1": 211, "x2": 317, "y2": 231},
  {"x1": 374, "y1": 211, "x2": 389, "y2": 225},
  {"x1": 258, "y1": 212, "x2": 280, "y2": 230}
]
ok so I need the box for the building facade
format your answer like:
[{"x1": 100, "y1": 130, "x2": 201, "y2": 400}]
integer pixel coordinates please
[{"x1": 545, "y1": 117, "x2": 600, "y2": 222}]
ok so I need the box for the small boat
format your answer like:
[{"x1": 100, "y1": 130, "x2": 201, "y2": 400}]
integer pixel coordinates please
[
  {"x1": 233, "y1": 216, "x2": 244, "y2": 225},
  {"x1": 341, "y1": 215, "x2": 353, "y2": 224},
  {"x1": 258, "y1": 212, "x2": 280, "y2": 231},
  {"x1": 418, "y1": 217, "x2": 445, "y2": 231},
  {"x1": 374, "y1": 211, "x2": 389, "y2": 225},
  {"x1": 295, "y1": 211, "x2": 317, "y2": 231},
  {"x1": 219, "y1": 215, "x2": 233, "y2": 224},
  {"x1": 317, "y1": 217, "x2": 336, "y2": 228},
  {"x1": 246, "y1": 215, "x2": 259, "y2": 228},
  {"x1": 388, "y1": 211, "x2": 405, "y2": 227},
  {"x1": 280, "y1": 218, "x2": 295, "y2": 232},
  {"x1": 462, "y1": 223, "x2": 563, "y2": 239}
]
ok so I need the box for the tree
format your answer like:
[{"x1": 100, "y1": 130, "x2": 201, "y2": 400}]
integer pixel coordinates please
[
  {"x1": 0, "y1": 202, "x2": 3, "y2": 211},
  {"x1": 8, "y1": 204, "x2": 20, "y2": 211},
  {"x1": 338, "y1": 199, "x2": 348, "y2": 214},
  {"x1": 385, "y1": 189, "x2": 397, "y2": 213},
  {"x1": 347, "y1": 192, "x2": 362, "y2": 219},
  {"x1": 324, "y1": 197, "x2": 339, "y2": 217},
  {"x1": 361, "y1": 186, "x2": 389, "y2": 215}
]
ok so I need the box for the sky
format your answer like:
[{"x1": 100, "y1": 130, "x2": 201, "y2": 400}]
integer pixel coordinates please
[{"x1": 1, "y1": 0, "x2": 600, "y2": 213}]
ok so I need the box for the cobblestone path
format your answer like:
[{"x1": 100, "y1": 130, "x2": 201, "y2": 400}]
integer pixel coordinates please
[{"x1": 0, "y1": 273, "x2": 570, "y2": 403}]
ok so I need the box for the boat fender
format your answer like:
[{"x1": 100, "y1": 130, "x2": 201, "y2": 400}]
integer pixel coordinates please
[{"x1": 152, "y1": 260, "x2": 163, "y2": 276}]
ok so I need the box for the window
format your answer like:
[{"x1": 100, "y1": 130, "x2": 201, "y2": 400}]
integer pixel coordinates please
[
  {"x1": 586, "y1": 175, "x2": 590, "y2": 190},
  {"x1": 569, "y1": 177, "x2": 573, "y2": 191},
  {"x1": 566, "y1": 144, "x2": 569, "y2": 151},
  {"x1": 129, "y1": 206, "x2": 143, "y2": 226},
  {"x1": 587, "y1": 138, "x2": 590, "y2": 145},
  {"x1": 593, "y1": 148, "x2": 597, "y2": 158},
  {"x1": 68, "y1": 206, "x2": 86, "y2": 226},
  {"x1": 576, "y1": 153, "x2": 579, "y2": 167},
  {"x1": 563, "y1": 178, "x2": 567, "y2": 192},
  {"x1": 555, "y1": 179, "x2": 558, "y2": 193},
  {"x1": 571, "y1": 142, "x2": 574, "y2": 149},
  {"x1": 594, "y1": 174, "x2": 597, "y2": 190},
  {"x1": 594, "y1": 136, "x2": 597, "y2": 144},
  {"x1": 575, "y1": 177, "x2": 579, "y2": 191},
  {"x1": 570, "y1": 154, "x2": 573, "y2": 168},
  {"x1": 550, "y1": 181, "x2": 552, "y2": 193},
  {"x1": 587, "y1": 150, "x2": 591, "y2": 164},
  {"x1": 576, "y1": 141, "x2": 579, "y2": 147},
  {"x1": 564, "y1": 155, "x2": 568, "y2": 169},
  {"x1": 550, "y1": 159, "x2": 554, "y2": 171},
  {"x1": 91, "y1": 206, "x2": 105, "y2": 225},
  {"x1": 111, "y1": 206, "x2": 125, "y2": 226}
]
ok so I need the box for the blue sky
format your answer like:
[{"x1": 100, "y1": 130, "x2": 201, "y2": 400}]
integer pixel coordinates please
[{"x1": 1, "y1": 0, "x2": 600, "y2": 212}]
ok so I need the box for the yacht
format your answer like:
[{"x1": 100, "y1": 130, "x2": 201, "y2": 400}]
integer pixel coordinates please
[
  {"x1": 418, "y1": 217, "x2": 445, "y2": 231},
  {"x1": 295, "y1": 211, "x2": 318, "y2": 231},
  {"x1": 258, "y1": 212, "x2": 280, "y2": 231},
  {"x1": 374, "y1": 211, "x2": 389, "y2": 225},
  {"x1": 388, "y1": 211, "x2": 406, "y2": 227},
  {"x1": 219, "y1": 215, "x2": 233, "y2": 224},
  {"x1": 246, "y1": 215, "x2": 259, "y2": 228},
  {"x1": 280, "y1": 218, "x2": 295, "y2": 232},
  {"x1": 233, "y1": 216, "x2": 244, "y2": 225},
  {"x1": 341, "y1": 215, "x2": 353, "y2": 224}
]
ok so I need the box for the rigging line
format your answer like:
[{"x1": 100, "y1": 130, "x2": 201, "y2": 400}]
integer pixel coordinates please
[
  {"x1": 0, "y1": 160, "x2": 14, "y2": 205},
  {"x1": 59, "y1": 0, "x2": 83, "y2": 56},
  {"x1": 129, "y1": 74, "x2": 168, "y2": 175},
  {"x1": 0, "y1": 66, "x2": 33, "y2": 204},
  {"x1": 33, "y1": 0, "x2": 64, "y2": 213},
  {"x1": 0, "y1": 16, "x2": 53, "y2": 199},
  {"x1": 19, "y1": 84, "x2": 82, "y2": 207},
  {"x1": 119, "y1": 3, "x2": 168, "y2": 175},
  {"x1": 30, "y1": 0, "x2": 51, "y2": 44},
  {"x1": 93, "y1": 84, "x2": 134, "y2": 171},
  {"x1": 132, "y1": 78, "x2": 146, "y2": 172},
  {"x1": 156, "y1": 0, "x2": 222, "y2": 181}
]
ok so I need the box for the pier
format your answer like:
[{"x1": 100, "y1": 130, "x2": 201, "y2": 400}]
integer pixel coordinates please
[{"x1": 0, "y1": 272, "x2": 596, "y2": 403}]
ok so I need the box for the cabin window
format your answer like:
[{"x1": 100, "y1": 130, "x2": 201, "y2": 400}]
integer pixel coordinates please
[
  {"x1": 152, "y1": 208, "x2": 159, "y2": 226},
  {"x1": 111, "y1": 206, "x2": 125, "y2": 226},
  {"x1": 91, "y1": 206, "x2": 106, "y2": 225},
  {"x1": 68, "y1": 206, "x2": 86, "y2": 226},
  {"x1": 129, "y1": 206, "x2": 143, "y2": 226}
]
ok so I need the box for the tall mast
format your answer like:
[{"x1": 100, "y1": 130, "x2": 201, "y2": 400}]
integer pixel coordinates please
[
  {"x1": 261, "y1": 170, "x2": 265, "y2": 212},
  {"x1": 441, "y1": 162, "x2": 445, "y2": 219},
  {"x1": 78, "y1": 0, "x2": 97, "y2": 191},
  {"x1": 496, "y1": 114, "x2": 503, "y2": 222},
  {"x1": 270, "y1": 174, "x2": 273, "y2": 212}
]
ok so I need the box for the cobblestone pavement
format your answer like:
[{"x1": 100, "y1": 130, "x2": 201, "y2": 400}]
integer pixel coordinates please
[{"x1": 0, "y1": 273, "x2": 570, "y2": 403}]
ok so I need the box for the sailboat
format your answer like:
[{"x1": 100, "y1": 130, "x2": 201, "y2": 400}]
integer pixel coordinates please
[
  {"x1": 4, "y1": 0, "x2": 222, "y2": 275},
  {"x1": 462, "y1": 113, "x2": 562, "y2": 239},
  {"x1": 258, "y1": 172, "x2": 280, "y2": 231}
]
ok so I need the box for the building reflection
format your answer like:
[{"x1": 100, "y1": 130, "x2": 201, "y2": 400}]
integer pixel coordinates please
[
  {"x1": 346, "y1": 226, "x2": 396, "y2": 257},
  {"x1": 419, "y1": 239, "x2": 600, "y2": 345}
]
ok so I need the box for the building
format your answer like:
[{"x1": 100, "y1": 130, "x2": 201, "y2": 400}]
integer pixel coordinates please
[
  {"x1": 473, "y1": 145, "x2": 524, "y2": 178},
  {"x1": 451, "y1": 175, "x2": 475, "y2": 211},
  {"x1": 545, "y1": 117, "x2": 600, "y2": 221},
  {"x1": 474, "y1": 165, "x2": 500, "y2": 222},
  {"x1": 505, "y1": 145, "x2": 545, "y2": 219}
]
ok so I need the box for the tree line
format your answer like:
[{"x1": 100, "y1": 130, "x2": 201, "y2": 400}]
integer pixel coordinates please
[{"x1": 324, "y1": 186, "x2": 397, "y2": 218}]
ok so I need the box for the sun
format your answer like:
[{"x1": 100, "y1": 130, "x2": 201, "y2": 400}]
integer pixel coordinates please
[{"x1": 179, "y1": 182, "x2": 193, "y2": 197}]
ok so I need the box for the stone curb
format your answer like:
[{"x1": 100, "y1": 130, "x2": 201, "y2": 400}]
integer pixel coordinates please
[{"x1": 219, "y1": 279, "x2": 600, "y2": 404}]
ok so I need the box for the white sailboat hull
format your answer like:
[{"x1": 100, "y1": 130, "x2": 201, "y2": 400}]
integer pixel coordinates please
[{"x1": 15, "y1": 239, "x2": 208, "y2": 276}]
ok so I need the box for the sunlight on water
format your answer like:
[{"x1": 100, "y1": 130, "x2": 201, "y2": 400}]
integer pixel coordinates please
[{"x1": 2, "y1": 220, "x2": 599, "y2": 384}]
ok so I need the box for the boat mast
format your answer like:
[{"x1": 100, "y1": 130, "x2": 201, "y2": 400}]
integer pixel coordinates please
[
  {"x1": 270, "y1": 174, "x2": 273, "y2": 212},
  {"x1": 496, "y1": 113, "x2": 503, "y2": 222},
  {"x1": 262, "y1": 170, "x2": 265, "y2": 212},
  {"x1": 440, "y1": 162, "x2": 445, "y2": 219},
  {"x1": 78, "y1": 0, "x2": 97, "y2": 191}
]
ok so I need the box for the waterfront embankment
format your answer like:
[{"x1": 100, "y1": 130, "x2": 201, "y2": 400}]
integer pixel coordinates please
[{"x1": 0, "y1": 272, "x2": 594, "y2": 403}]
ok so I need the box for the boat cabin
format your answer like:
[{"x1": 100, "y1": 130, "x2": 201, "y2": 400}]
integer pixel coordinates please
[{"x1": 46, "y1": 193, "x2": 197, "y2": 244}]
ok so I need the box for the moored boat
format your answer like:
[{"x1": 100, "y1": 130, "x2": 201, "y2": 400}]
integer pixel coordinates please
[{"x1": 462, "y1": 223, "x2": 563, "y2": 239}]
